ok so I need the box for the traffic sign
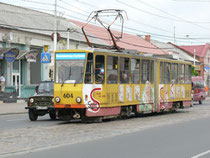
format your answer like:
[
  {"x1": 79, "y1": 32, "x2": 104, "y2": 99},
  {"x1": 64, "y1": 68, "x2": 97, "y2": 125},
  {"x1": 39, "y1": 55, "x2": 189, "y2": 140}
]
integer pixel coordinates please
[{"x1": 41, "y1": 53, "x2": 50, "y2": 63}]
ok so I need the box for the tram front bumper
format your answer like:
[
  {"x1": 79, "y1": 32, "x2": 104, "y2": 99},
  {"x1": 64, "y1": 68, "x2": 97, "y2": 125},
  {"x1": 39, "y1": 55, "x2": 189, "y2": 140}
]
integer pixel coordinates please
[{"x1": 54, "y1": 104, "x2": 86, "y2": 109}]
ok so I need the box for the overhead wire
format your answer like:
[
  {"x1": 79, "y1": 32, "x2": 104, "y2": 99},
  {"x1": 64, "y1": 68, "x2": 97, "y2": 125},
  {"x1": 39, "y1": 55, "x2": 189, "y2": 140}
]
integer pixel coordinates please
[
  {"x1": 0, "y1": 0, "x2": 209, "y2": 45},
  {"x1": 136, "y1": 0, "x2": 210, "y2": 24},
  {"x1": 116, "y1": 0, "x2": 210, "y2": 31}
]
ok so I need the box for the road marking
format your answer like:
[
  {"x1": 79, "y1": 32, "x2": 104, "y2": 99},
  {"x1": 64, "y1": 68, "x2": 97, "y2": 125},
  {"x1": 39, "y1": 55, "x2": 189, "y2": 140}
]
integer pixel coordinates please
[
  {"x1": 192, "y1": 150, "x2": 210, "y2": 158},
  {"x1": 6, "y1": 118, "x2": 25, "y2": 122}
]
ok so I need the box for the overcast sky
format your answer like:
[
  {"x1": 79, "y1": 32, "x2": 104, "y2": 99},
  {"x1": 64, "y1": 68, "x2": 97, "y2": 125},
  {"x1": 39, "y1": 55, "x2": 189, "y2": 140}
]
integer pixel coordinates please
[{"x1": 0, "y1": 0, "x2": 210, "y2": 45}]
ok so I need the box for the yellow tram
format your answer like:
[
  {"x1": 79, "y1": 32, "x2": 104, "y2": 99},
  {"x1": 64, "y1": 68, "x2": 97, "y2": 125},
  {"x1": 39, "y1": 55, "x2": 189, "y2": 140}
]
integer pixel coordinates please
[{"x1": 54, "y1": 48, "x2": 192, "y2": 121}]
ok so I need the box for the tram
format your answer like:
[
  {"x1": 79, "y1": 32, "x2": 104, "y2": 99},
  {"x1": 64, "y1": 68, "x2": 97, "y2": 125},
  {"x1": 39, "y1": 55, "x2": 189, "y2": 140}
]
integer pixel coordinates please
[{"x1": 53, "y1": 48, "x2": 192, "y2": 122}]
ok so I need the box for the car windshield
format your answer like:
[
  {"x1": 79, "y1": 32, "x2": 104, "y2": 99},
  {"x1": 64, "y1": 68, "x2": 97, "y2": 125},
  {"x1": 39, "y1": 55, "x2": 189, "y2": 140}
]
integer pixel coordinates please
[
  {"x1": 55, "y1": 53, "x2": 86, "y2": 84},
  {"x1": 38, "y1": 82, "x2": 54, "y2": 93}
]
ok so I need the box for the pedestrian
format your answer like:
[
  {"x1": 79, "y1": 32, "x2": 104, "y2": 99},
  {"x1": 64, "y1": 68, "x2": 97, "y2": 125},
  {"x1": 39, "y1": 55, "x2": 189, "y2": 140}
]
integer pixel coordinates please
[{"x1": 0, "y1": 73, "x2": 5, "y2": 93}]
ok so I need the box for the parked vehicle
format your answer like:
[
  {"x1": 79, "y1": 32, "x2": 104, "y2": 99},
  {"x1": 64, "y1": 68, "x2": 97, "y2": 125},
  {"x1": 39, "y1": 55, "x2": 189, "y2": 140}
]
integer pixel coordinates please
[
  {"x1": 25, "y1": 81, "x2": 55, "y2": 121},
  {"x1": 192, "y1": 76, "x2": 206, "y2": 104}
]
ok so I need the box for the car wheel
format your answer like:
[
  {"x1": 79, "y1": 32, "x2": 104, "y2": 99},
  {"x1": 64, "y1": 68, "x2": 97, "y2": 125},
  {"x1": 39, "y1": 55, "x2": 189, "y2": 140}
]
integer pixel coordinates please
[
  {"x1": 29, "y1": 109, "x2": 38, "y2": 121},
  {"x1": 49, "y1": 111, "x2": 56, "y2": 120},
  {"x1": 199, "y1": 97, "x2": 203, "y2": 104}
]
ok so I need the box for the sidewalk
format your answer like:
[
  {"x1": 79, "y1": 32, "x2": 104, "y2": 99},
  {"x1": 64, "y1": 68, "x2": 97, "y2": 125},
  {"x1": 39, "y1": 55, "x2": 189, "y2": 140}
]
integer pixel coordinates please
[{"x1": 0, "y1": 100, "x2": 27, "y2": 115}]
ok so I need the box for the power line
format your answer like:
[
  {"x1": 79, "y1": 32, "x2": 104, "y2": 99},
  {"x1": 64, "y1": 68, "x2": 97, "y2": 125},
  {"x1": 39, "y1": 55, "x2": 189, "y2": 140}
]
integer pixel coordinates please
[
  {"x1": 15, "y1": 0, "x2": 54, "y2": 6},
  {"x1": 116, "y1": 0, "x2": 210, "y2": 31},
  {"x1": 171, "y1": 0, "x2": 210, "y2": 2},
  {"x1": 136, "y1": 0, "x2": 210, "y2": 24},
  {"x1": 59, "y1": 0, "x2": 90, "y2": 14}
]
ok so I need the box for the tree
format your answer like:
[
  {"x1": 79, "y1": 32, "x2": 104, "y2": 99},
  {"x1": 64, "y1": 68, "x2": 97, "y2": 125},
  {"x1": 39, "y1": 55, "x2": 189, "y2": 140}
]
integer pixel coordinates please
[{"x1": 192, "y1": 66, "x2": 198, "y2": 76}]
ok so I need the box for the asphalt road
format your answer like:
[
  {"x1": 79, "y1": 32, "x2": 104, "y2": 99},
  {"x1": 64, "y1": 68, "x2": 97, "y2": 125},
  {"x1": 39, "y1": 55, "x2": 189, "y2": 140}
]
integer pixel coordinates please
[
  {"x1": 4, "y1": 113, "x2": 210, "y2": 158},
  {"x1": 0, "y1": 113, "x2": 61, "y2": 131},
  {"x1": 1, "y1": 100, "x2": 210, "y2": 158}
]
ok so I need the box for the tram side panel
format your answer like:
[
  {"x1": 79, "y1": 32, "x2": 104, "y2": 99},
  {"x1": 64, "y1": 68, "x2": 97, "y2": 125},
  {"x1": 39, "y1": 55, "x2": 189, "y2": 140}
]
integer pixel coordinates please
[{"x1": 157, "y1": 60, "x2": 192, "y2": 111}]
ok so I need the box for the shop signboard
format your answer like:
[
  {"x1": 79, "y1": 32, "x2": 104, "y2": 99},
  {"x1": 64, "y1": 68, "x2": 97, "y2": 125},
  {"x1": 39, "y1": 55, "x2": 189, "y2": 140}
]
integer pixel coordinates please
[
  {"x1": 5, "y1": 51, "x2": 15, "y2": 62},
  {"x1": 194, "y1": 65, "x2": 201, "y2": 71},
  {"x1": 25, "y1": 53, "x2": 36, "y2": 62}
]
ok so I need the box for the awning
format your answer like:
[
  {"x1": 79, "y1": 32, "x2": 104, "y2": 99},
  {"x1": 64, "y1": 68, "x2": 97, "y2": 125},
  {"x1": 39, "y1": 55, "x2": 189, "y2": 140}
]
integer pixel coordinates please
[
  {"x1": 16, "y1": 50, "x2": 39, "y2": 61},
  {"x1": 0, "y1": 47, "x2": 19, "y2": 59}
]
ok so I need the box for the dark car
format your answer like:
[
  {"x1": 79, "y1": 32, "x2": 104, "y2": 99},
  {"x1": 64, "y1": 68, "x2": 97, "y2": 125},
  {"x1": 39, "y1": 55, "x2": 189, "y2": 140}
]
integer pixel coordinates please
[{"x1": 25, "y1": 81, "x2": 55, "y2": 121}]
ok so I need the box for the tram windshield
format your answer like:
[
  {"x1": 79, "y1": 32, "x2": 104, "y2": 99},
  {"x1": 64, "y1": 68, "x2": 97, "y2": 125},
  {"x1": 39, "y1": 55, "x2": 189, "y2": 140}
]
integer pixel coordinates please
[{"x1": 55, "y1": 53, "x2": 86, "y2": 84}]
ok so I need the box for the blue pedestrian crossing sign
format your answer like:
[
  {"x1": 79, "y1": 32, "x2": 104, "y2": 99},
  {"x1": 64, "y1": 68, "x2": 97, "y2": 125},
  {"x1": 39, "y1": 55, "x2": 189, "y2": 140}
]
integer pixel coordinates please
[{"x1": 41, "y1": 53, "x2": 50, "y2": 63}]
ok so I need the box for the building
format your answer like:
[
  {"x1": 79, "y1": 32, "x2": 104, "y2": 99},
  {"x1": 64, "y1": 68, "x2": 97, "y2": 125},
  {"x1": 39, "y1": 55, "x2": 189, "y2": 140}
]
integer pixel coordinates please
[
  {"x1": 177, "y1": 44, "x2": 210, "y2": 88},
  {"x1": 0, "y1": 2, "x2": 107, "y2": 99},
  {"x1": 151, "y1": 40, "x2": 200, "y2": 64},
  {"x1": 70, "y1": 20, "x2": 168, "y2": 55}
]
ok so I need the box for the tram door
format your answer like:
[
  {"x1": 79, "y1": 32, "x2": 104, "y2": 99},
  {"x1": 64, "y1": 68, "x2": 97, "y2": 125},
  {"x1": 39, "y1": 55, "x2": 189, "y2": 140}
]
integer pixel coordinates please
[{"x1": 12, "y1": 73, "x2": 20, "y2": 97}]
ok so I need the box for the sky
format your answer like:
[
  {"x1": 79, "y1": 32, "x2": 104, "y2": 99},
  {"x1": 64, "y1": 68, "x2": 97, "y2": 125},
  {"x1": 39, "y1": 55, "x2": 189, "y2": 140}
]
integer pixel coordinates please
[{"x1": 0, "y1": 0, "x2": 210, "y2": 45}]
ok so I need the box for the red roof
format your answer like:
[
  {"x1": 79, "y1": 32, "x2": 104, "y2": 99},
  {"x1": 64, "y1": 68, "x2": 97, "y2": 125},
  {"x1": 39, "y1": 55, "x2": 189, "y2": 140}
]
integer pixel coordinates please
[
  {"x1": 70, "y1": 20, "x2": 167, "y2": 55},
  {"x1": 179, "y1": 44, "x2": 210, "y2": 58}
]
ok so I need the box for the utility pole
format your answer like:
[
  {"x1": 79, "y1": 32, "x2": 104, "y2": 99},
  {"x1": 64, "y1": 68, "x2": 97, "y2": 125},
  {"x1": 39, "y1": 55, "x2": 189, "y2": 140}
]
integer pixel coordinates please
[
  {"x1": 194, "y1": 48, "x2": 196, "y2": 67},
  {"x1": 67, "y1": 23, "x2": 70, "y2": 49},
  {"x1": 51, "y1": 0, "x2": 57, "y2": 80},
  {"x1": 54, "y1": 0, "x2": 57, "y2": 54}
]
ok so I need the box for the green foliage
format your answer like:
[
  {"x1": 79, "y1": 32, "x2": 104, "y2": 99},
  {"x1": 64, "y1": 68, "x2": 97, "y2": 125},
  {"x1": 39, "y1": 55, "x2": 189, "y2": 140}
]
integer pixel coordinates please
[{"x1": 192, "y1": 66, "x2": 199, "y2": 76}]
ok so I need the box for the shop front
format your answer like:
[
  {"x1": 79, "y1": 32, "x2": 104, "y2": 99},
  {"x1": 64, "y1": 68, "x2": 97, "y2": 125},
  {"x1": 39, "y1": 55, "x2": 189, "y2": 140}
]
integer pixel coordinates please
[{"x1": 0, "y1": 45, "x2": 41, "y2": 100}]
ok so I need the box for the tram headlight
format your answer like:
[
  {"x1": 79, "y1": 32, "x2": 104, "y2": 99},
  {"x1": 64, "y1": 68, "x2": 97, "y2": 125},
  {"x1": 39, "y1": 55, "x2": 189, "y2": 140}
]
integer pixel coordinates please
[
  {"x1": 76, "y1": 97, "x2": 82, "y2": 103},
  {"x1": 52, "y1": 98, "x2": 54, "y2": 103},
  {"x1": 29, "y1": 98, "x2": 34, "y2": 103},
  {"x1": 55, "y1": 96, "x2": 61, "y2": 103}
]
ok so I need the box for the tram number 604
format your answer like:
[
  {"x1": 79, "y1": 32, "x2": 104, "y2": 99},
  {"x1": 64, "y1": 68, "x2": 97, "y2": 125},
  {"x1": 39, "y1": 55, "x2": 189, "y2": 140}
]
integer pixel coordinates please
[{"x1": 63, "y1": 93, "x2": 73, "y2": 98}]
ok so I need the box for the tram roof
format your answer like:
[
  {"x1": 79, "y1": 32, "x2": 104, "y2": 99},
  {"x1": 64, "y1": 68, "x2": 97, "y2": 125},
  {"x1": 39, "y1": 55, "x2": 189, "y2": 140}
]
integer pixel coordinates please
[{"x1": 89, "y1": 48, "x2": 192, "y2": 64}]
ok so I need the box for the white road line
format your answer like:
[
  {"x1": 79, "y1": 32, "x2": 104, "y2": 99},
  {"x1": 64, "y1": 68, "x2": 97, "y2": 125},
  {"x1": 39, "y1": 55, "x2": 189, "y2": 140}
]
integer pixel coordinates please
[
  {"x1": 192, "y1": 150, "x2": 210, "y2": 158},
  {"x1": 6, "y1": 118, "x2": 25, "y2": 122}
]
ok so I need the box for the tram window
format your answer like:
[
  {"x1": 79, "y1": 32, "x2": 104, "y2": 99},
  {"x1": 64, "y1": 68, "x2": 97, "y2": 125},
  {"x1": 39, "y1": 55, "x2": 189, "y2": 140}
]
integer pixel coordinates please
[
  {"x1": 85, "y1": 53, "x2": 93, "y2": 84},
  {"x1": 141, "y1": 60, "x2": 150, "y2": 84},
  {"x1": 160, "y1": 62, "x2": 163, "y2": 83},
  {"x1": 120, "y1": 57, "x2": 130, "y2": 84},
  {"x1": 171, "y1": 63, "x2": 178, "y2": 84},
  {"x1": 95, "y1": 55, "x2": 105, "y2": 84},
  {"x1": 150, "y1": 60, "x2": 154, "y2": 84},
  {"x1": 131, "y1": 59, "x2": 140, "y2": 84},
  {"x1": 163, "y1": 62, "x2": 171, "y2": 84},
  {"x1": 107, "y1": 56, "x2": 118, "y2": 84},
  {"x1": 185, "y1": 64, "x2": 191, "y2": 84},
  {"x1": 179, "y1": 64, "x2": 185, "y2": 84}
]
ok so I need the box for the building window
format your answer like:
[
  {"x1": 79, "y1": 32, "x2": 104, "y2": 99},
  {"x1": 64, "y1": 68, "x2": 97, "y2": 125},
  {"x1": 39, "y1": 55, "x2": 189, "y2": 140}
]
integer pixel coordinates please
[
  {"x1": 13, "y1": 60, "x2": 19, "y2": 73},
  {"x1": 30, "y1": 51, "x2": 41, "y2": 84}
]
